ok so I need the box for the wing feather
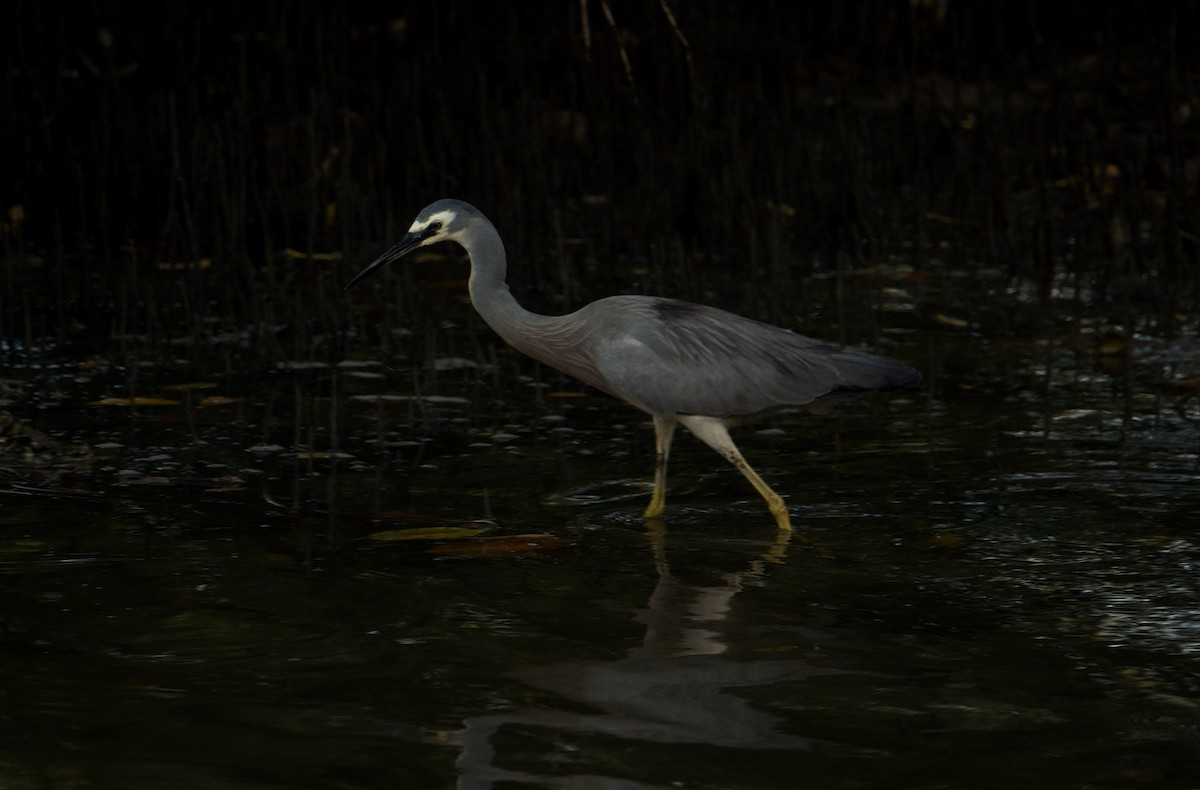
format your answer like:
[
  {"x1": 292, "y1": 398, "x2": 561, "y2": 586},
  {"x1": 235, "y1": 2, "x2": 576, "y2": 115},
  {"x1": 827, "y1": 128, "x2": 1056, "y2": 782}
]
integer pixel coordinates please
[{"x1": 572, "y1": 296, "x2": 917, "y2": 417}]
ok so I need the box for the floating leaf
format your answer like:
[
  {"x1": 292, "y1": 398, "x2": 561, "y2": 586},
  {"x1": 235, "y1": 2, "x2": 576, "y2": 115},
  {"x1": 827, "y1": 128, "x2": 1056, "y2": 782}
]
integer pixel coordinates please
[
  {"x1": 934, "y1": 313, "x2": 969, "y2": 330},
  {"x1": 427, "y1": 533, "x2": 573, "y2": 556},
  {"x1": 547, "y1": 391, "x2": 586, "y2": 398},
  {"x1": 368, "y1": 527, "x2": 488, "y2": 541},
  {"x1": 199, "y1": 396, "x2": 241, "y2": 407},
  {"x1": 89, "y1": 397, "x2": 181, "y2": 407}
]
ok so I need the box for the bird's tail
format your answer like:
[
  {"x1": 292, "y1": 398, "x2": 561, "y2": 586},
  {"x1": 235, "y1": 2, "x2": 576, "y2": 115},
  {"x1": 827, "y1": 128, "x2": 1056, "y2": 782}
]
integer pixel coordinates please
[{"x1": 824, "y1": 348, "x2": 922, "y2": 396}]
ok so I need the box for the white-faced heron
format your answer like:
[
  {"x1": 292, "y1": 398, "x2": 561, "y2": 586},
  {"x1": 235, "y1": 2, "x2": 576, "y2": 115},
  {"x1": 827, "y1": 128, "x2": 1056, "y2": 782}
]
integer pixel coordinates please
[{"x1": 347, "y1": 199, "x2": 920, "y2": 530}]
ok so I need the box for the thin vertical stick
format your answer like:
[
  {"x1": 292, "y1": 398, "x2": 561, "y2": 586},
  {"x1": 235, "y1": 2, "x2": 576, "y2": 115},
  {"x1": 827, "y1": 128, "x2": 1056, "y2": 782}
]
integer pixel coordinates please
[
  {"x1": 579, "y1": 0, "x2": 592, "y2": 59},
  {"x1": 659, "y1": 0, "x2": 698, "y2": 101},
  {"x1": 598, "y1": 0, "x2": 635, "y2": 86}
]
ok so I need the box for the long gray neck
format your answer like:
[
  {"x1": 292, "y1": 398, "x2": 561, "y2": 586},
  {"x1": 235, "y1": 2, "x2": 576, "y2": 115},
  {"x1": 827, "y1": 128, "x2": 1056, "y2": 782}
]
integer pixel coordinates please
[
  {"x1": 460, "y1": 222, "x2": 557, "y2": 353},
  {"x1": 457, "y1": 216, "x2": 614, "y2": 398}
]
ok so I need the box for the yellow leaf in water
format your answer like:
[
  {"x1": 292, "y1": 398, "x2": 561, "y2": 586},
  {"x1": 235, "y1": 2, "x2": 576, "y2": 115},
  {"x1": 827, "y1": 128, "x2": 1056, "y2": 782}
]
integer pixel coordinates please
[
  {"x1": 546, "y1": 391, "x2": 586, "y2": 398},
  {"x1": 368, "y1": 527, "x2": 488, "y2": 541},
  {"x1": 934, "y1": 313, "x2": 970, "y2": 329},
  {"x1": 89, "y1": 397, "x2": 181, "y2": 407},
  {"x1": 427, "y1": 533, "x2": 573, "y2": 556}
]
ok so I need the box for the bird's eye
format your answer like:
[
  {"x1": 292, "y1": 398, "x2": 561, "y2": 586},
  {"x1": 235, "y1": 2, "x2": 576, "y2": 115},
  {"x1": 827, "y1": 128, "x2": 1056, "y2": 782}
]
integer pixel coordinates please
[{"x1": 429, "y1": 221, "x2": 443, "y2": 232}]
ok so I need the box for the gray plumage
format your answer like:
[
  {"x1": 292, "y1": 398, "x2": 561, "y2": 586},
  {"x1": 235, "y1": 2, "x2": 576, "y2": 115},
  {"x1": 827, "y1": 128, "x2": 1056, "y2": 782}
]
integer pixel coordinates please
[{"x1": 347, "y1": 199, "x2": 920, "y2": 530}]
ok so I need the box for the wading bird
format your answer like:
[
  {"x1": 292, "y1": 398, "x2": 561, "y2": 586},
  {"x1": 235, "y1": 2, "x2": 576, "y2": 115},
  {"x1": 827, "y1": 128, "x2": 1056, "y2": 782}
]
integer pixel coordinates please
[{"x1": 347, "y1": 199, "x2": 919, "y2": 530}]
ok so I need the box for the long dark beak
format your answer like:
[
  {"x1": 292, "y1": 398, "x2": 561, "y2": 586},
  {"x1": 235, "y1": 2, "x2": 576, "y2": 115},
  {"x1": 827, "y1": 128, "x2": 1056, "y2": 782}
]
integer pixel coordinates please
[{"x1": 344, "y1": 230, "x2": 427, "y2": 291}]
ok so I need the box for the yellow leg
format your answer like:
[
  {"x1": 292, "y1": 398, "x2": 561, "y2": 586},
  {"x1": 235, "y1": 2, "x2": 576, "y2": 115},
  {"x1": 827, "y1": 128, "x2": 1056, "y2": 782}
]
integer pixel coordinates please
[
  {"x1": 729, "y1": 454, "x2": 793, "y2": 531},
  {"x1": 678, "y1": 415, "x2": 792, "y2": 531},
  {"x1": 642, "y1": 415, "x2": 676, "y2": 520}
]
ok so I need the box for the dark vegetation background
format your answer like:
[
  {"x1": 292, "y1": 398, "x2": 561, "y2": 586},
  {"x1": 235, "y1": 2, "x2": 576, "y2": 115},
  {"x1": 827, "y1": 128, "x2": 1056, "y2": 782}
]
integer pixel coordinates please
[{"x1": 1, "y1": 1, "x2": 1197, "y2": 370}]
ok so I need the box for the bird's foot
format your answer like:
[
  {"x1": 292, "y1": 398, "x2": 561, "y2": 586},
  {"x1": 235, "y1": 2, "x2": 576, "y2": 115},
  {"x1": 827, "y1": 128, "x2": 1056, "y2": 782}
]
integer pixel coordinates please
[
  {"x1": 642, "y1": 503, "x2": 665, "y2": 521},
  {"x1": 769, "y1": 503, "x2": 793, "y2": 532}
]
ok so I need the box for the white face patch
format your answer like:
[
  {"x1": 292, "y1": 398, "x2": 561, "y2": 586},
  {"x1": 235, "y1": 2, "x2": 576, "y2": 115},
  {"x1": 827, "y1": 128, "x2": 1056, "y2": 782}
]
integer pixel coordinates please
[{"x1": 408, "y1": 209, "x2": 456, "y2": 237}]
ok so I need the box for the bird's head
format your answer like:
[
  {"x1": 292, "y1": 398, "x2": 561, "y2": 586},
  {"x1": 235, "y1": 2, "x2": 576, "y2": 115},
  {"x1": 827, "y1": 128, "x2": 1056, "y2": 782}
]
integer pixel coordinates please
[{"x1": 345, "y1": 199, "x2": 473, "y2": 290}]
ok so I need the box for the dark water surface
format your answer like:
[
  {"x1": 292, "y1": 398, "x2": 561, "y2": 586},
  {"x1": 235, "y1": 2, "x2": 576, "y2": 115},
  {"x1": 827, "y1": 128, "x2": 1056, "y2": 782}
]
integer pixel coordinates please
[
  {"x1": 2, "y1": 329, "x2": 1199, "y2": 789},
  {"x1": 3, "y1": 3, "x2": 1198, "y2": 786}
]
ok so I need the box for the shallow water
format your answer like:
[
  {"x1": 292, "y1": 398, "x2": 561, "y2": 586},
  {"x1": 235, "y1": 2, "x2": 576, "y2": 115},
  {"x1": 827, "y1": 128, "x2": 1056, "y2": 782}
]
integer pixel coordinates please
[{"x1": 2, "y1": 329, "x2": 1199, "y2": 789}]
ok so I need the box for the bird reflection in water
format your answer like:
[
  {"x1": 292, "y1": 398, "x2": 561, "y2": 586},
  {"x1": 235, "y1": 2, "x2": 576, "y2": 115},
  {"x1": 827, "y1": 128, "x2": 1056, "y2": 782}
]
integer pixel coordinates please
[{"x1": 450, "y1": 530, "x2": 844, "y2": 788}]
